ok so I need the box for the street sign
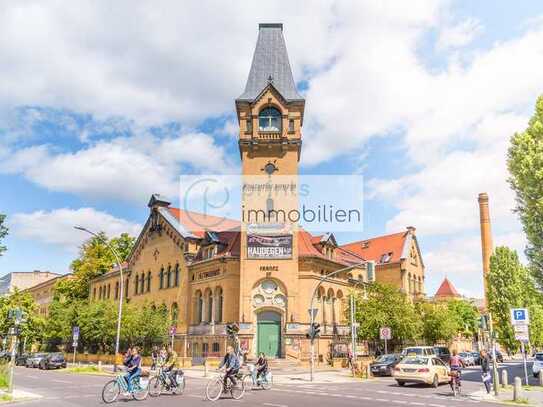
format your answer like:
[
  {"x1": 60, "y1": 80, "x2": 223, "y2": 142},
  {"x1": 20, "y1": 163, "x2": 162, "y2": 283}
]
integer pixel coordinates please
[
  {"x1": 380, "y1": 327, "x2": 392, "y2": 340},
  {"x1": 72, "y1": 326, "x2": 80, "y2": 340},
  {"x1": 510, "y1": 308, "x2": 529, "y2": 326},
  {"x1": 308, "y1": 308, "x2": 318, "y2": 319},
  {"x1": 515, "y1": 331, "x2": 529, "y2": 342},
  {"x1": 514, "y1": 324, "x2": 529, "y2": 333}
]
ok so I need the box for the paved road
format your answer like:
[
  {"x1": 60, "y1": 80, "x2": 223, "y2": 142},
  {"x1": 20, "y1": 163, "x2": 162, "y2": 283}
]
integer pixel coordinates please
[{"x1": 11, "y1": 365, "x2": 506, "y2": 407}]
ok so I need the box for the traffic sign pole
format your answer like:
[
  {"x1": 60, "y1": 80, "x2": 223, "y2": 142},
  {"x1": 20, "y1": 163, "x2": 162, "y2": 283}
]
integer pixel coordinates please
[{"x1": 521, "y1": 341, "x2": 529, "y2": 385}]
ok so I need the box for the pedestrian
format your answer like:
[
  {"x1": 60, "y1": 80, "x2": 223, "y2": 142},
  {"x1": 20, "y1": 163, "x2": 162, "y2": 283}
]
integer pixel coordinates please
[
  {"x1": 159, "y1": 345, "x2": 167, "y2": 365},
  {"x1": 123, "y1": 346, "x2": 132, "y2": 368},
  {"x1": 151, "y1": 346, "x2": 159, "y2": 371},
  {"x1": 480, "y1": 349, "x2": 492, "y2": 394}
]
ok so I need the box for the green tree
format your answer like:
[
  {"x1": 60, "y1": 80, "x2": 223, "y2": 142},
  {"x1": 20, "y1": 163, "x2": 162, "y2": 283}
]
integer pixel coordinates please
[
  {"x1": 77, "y1": 301, "x2": 117, "y2": 353},
  {"x1": 0, "y1": 214, "x2": 8, "y2": 256},
  {"x1": 487, "y1": 246, "x2": 540, "y2": 352},
  {"x1": 0, "y1": 289, "x2": 45, "y2": 349},
  {"x1": 446, "y1": 299, "x2": 480, "y2": 337},
  {"x1": 508, "y1": 96, "x2": 543, "y2": 284},
  {"x1": 58, "y1": 232, "x2": 135, "y2": 301},
  {"x1": 418, "y1": 302, "x2": 458, "y2": 344},
  {"x1": 43, "y1": 297, "x2": 82, "y2": 350},
  {"x1": 351, "y1": 283, "x2": 421, "y2": 342}
]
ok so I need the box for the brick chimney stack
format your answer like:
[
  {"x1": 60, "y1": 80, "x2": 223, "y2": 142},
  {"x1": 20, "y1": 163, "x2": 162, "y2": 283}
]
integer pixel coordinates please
[{"x1": 478, "y1": 193, "x2": 493, "y2": 306}]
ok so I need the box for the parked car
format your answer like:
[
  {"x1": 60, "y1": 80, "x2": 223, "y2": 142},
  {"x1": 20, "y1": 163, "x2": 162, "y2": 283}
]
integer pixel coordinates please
[
  {"x1": 370, "y1": 354, "x2": 401, "y2": 376},
  {"x1": 39, "y1": 353, "x2": 66, "y2": 370},
  {"x1": 401, "y1": 346, "x2": 436, "y2": 358},
  {"x1": 25, "y1": 353, "x2": 48, "y2": 368},
  {"x1": 433, "y1": 346, "x2": 451, "y2": 363},
  {"x1": 458, "y1": 352, "x2": 475, "y2": 366},
  {"x1": 393, "y1": 355, "x2": 450, "y2": 387},
  {"x1": 470, "y1": 351, "x2": 481, "y2": 365},
  {"x1": 532, "y1": 353, "x2": 543, "y2": 377},
  {"x1": 15, "y1": 353, "x2": 31, "y2": 366},
  {"x1": 489, "y1": 350, "x2": 504, "y2": 363}
]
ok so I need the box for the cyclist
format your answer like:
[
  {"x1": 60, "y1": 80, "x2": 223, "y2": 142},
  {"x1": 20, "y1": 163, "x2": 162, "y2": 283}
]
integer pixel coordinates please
[
  {"x1": 219, "y1": 345, "x2": 240, "y2": 389},
  {"x1": 123, "y1": 346, "x2": 132, "y2": 368},
  {"x1": 449, "y1": 350, "x2": 462, "y2": 391},
  {"x1": 163, "y1": 345, "x2": 179, "y2": 387},
  {"x1": 124, "y1": 346, "x2": 142, "y2": 395},
  {"x1": 151, "y1": 346, "x2": 159, "y2": 371},
  {"x1": 254, "y1": 352, "x2": 268, "y2": 384}
]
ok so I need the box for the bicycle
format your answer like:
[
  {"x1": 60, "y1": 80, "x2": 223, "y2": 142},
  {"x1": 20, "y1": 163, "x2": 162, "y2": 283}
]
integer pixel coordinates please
[
  {"x1": 245, "y1": 366, "x2": 273, "y2": 390},
  {"x1": 205, "y1": 370, "x2": 245, "y2": 401},
  {"x1": 148, "y1": 366, "x2": 185, "y2": 397},
  {"x1": 449, "y1": 370, "x2": 461, "y2": 397},
  {"x1": 102, "y1": 372, "x2": 149, "y2": 403}
]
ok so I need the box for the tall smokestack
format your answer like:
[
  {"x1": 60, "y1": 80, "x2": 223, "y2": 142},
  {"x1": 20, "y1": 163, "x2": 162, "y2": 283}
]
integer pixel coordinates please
[{"x1": 478, "y1": 192, "x2": 493, "y2": 305}]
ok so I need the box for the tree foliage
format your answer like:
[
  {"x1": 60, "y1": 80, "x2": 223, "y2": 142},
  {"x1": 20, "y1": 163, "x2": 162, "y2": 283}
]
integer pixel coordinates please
[
  {"x1": 0, "y1": 214, "x2": 8, "y2": 256},
  {"x1": 487, "y1": 246, "x2": 542, "y2": 352},
  {"x1": 0, "y1": 289, "x2": 44, "y2": 347},
  {"x1": 508, "y1": 96, "x2": 543, "y2": 284},
  {"x1": 58, "y1": 232, "x2": 135, "y2": 301},
  {"x1": 351, "y1": 283, "x2": 422, "y2": 342}
]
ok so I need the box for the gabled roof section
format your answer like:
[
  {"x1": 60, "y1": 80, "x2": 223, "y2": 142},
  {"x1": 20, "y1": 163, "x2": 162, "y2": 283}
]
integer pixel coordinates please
[
  {"x1": 166, "y1": 207, "x2": 240, "y2": 238},
  {"x1": 340, "y1": 231, "x2": 408, "y2": 265},
  {"x1": 435, "y1": 278, "x2": 461, "y2": 298},
  {"x1": 237, "y1": 23, "x2": 304, "y2": 103}
]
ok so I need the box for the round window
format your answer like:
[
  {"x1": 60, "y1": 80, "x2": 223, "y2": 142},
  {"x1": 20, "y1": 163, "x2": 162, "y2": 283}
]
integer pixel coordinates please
[
  {"x1": 274, "y1": 294, "x2": 286, "y2": 306},
  {"x1": 253, "y1": 294, "x2": 265, "y2": 305},
  {"x1": 261, "y1": 280, "x2": 277, "y2": 294}
]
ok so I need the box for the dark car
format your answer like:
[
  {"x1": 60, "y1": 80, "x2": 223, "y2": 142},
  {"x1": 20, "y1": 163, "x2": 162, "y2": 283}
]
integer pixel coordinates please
[
  {"x1": 370, "y1": 354, "x2": 401, "y2": 376},
  {"x1": 470, "y1": 352, "x2": 481, "y2": 365},
  {"x1": 433, "y1": 346, "x2": 451, "y2": 363},
  {"x1": 15, "y1": 353, "x2": 30, "y2": 366},
  {"x1": 39, "y1": 352, "x2": 66, "y2": 370}
]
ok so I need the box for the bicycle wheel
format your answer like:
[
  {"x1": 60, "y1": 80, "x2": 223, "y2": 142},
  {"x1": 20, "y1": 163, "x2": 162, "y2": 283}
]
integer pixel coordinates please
[
  {"x1": 230, "y1": 378, "x2": 245, "y2": 400},
  {"x1": 206, "y1": 377, "x2": 223, "y2": 401},
  {"x1": 261, "y1": 373, "x2": 273, "y2": 390},
  {"x1": 172, "y1": 374, "x2": 185, "y2": 395},
  {"x1": 131, "y1": 377, "x2": 149, "y2": 401},
  {"x1": 148, "y1": 376, "x2": 163, "y2": 397},
  {"x1": 102, "y1": 380, "x2": 120, "y2": 404}
]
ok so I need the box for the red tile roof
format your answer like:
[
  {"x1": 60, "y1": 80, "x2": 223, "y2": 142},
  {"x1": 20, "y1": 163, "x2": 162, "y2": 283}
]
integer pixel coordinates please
[
  {"x1": 340, "y1": 232, "x2": 407, "y2": 264},
  {"x1": 167, "y1": 208, "x2": 240, "y2": 238},
  {"x1": 434, "y1": 278, "x2": 460, "y2": 298}
]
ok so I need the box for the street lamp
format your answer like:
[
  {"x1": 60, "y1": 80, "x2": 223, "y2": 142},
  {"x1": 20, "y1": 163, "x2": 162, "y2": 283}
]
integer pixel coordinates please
[
  {"x1": 74, "y1": 226, "x2": 124, "y2": 372},
  {"x1": 309, "y1": 260, "x2": 368, "y2": 381}
]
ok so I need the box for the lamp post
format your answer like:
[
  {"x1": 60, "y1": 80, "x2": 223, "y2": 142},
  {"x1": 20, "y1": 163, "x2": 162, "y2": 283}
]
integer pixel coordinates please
[
  {"x1": 309, "y1": 261, "x2": 367, "y2": 382},
  {"x1": 74, "y1": 226, "x2": 124, "y2": 372}
]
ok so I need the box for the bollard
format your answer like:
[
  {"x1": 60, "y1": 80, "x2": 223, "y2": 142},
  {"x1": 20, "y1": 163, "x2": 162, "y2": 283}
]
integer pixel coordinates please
[
  {"x1": 539, "y1": 372, "x2": 543, "y2": 387},
  {"x1": 98, "y1": 361, "x2": 102, "y2": 371},
  {"x1": 366, "y1": 364, "x2": 372, "y2": 379},
  {"x1": 203, "y1": 359, "x2": 208, "y2": 378},
  {"x1": 501, "y1": 369, "x2": 508, "y2": 388},
  {"x1": 513, "y1": 377, "x2": 522, "y2": 401}
]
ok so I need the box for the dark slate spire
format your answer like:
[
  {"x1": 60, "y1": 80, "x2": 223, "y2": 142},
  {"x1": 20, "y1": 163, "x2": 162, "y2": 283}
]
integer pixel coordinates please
[{"x1": 237, "y1": 23, "x2": 304, "y2": 102}]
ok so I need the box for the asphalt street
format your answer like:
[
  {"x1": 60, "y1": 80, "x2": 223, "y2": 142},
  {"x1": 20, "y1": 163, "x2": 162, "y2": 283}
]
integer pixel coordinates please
[{"x1": 9, "y1": 363, "x2": 519, "y2": 407}]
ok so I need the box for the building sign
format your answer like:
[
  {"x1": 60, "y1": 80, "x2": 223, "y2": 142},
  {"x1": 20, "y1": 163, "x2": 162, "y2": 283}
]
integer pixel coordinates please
[
  {"x1": 198, "y1": 269, "x2": 221, "y2": 280},
  {"x1": 259, "y1": 265, "x2": 279, "y2": 272},
  {"x1": 247, "y1": 234, "x2": 292, "y2": 259}
]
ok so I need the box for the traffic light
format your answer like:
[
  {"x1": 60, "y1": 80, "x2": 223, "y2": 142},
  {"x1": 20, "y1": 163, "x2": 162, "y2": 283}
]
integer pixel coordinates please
[
  {"x1": 306, "y1": 323, "x2": 321, "y2": 340},
  {"x1": 226, "y1": 323, "x2": 239, "y2": 338}
]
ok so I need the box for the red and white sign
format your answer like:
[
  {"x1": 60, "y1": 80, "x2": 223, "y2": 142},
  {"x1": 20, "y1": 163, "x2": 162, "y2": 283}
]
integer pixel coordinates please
[
  {"x1": 380, "y1": 327, "x2": 392, "y2": 340},
  {"x1": 169, "y1": 326, "x2": 177, "y2": 336}
]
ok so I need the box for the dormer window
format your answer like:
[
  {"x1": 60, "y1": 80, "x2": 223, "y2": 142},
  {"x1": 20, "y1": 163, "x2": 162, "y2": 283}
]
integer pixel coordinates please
[
  {"x1": 259, "y1": 107, "x2": 281, "y2": 132},
  {"x1": 380, "y1": 252, "x2": 393, "y2": 263}
]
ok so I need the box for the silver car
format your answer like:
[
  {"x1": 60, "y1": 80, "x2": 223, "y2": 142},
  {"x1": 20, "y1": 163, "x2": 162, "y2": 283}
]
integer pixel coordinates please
[{"x1": 25, "y1": 353, "x2": 47, "y2": 368}]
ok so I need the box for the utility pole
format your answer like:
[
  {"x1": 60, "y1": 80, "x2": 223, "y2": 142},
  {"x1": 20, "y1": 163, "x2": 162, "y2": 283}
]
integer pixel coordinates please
[
  {"x1": 350, "y1": 294, "x2": 357, "y2": 374},
  {"x1": 488, "y1": 313, "x2": 499, "y2": 396},
  {"x1": 8, "y1": 308, "x2": 22, "y2": 395}
]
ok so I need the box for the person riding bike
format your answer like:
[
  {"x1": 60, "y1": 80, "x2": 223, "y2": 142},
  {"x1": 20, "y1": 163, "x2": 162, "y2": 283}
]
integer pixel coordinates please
[
  {"x1": 162, "y1": 345, "x2": 179, "y2": 387},
  {"x1": 449, "y1": 350, "x2": 462, "y2": 391},
  {"x1": 151, "y1": 346, "x2": 159, "y2": 371},
  {"x1": 219, "y1": 345, "x2": 240, "y2": 389},
  {"x1": 124, "y1": 346, "x2": 142, "y2": 395},
  {"x1": 254, "y1": 352, "x2": 268, "y2": 384}
]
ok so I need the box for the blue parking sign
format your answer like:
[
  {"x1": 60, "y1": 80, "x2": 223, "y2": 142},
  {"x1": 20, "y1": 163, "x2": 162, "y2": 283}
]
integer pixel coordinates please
[{"x1": 511, "y1": 308, "x2": 529, "y2": 325}]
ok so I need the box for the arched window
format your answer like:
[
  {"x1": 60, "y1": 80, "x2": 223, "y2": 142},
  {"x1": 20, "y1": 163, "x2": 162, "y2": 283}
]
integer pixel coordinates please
[
  {"x1": 212, "y1": 342, "x2": 220, "y2": 354},
  {"x1": 99, "y1": 286, "x2": 102, "y2": 300},
  {"x1": 146, "y1": 271, "x2": 151, "y2": 292},
  {"x1": 134, "y1": 276, "x2": 139, "y2": 295},
  {"x1": 167, "y1": 265, "x2": 172, "y2": 288},
  {"x1": 171, "y1": 302, "x2": 179, "y2": 326},
  {"x1": 258, "y1": 107, "x2": 281, "y2": 132},
  {"x1": 174, "y1": 263, "x2": 180, "y2": 287},
  {"x1": 140, "y1": 272, "x2": 145, "y2": 294},
  {"x1": 206, "y1": 289, "x2": 213, "y2": 323},
  {"x1": 115, "y1": 282, "x2": 119, "y2": 300},
  {"x1": 215, "y1": 287, "x2": 223, "y2": 323},
  {"x1": 107, "y1": 284, "x2": 111, "y2": 299},
  {"x1": 159, "y1": 266, "x2": 164, "y2": 289},
  {"x1": 196, "y1": 291, "x2": 203, "y2": 324}
]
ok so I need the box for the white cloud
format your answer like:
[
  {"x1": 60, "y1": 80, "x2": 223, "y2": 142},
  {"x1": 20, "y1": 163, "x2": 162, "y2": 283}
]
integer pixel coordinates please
[
  {"x1": 437, "y1": 17, "x2": 483, "y2": 50},
  {"x1": 0, "y1": 132, "x2": 234, "y2": 203},
  {"x1": 10, "y1": 208, "x2": 141, "y2": 252}
]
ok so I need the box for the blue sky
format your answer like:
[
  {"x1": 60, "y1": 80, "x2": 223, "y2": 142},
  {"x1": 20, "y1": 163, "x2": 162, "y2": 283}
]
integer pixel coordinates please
[{"x1": 1, "y1": 1, "x2": 542, "y2": 298}]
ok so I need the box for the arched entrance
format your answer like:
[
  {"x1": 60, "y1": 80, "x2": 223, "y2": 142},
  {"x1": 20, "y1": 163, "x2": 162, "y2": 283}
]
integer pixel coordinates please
[{"x1": 257, "y1": 310, "x2": 281, "y2": 358}]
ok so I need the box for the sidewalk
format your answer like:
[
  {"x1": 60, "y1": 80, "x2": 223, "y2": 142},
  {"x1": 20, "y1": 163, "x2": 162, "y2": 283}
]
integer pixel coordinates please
[{"x1": 469, "y1": 386, "x2": 543, "y2": 406}]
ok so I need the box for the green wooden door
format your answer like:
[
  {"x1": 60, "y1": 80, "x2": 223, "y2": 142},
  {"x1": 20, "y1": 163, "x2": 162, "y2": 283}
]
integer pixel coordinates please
[{"x1": 257, "y1": 321, "x2": 281, "y2": 357}]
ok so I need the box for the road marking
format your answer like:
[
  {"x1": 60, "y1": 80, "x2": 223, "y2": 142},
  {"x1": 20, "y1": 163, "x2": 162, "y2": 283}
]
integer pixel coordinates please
[
  {"x1": 263, "y1": 403, "x2": 288, "y2": 407},
  {"x1": 376, "y1": 398, "x2": 389, "y2": 402},
  {"x1": 409, "y1": 403, "x2": 425, "y2": 406},
  {"x1": 52, "y1": 379, "x2": 73, "y2": 384}
]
